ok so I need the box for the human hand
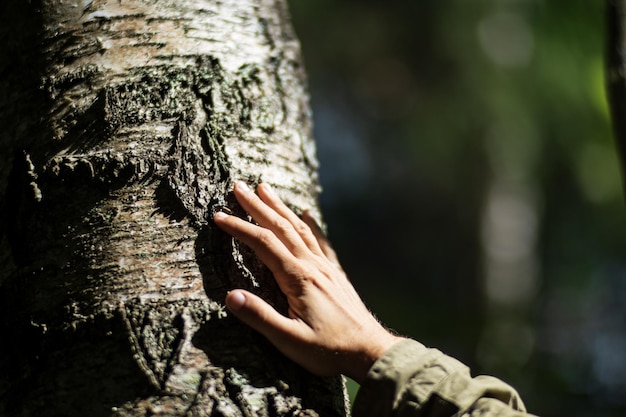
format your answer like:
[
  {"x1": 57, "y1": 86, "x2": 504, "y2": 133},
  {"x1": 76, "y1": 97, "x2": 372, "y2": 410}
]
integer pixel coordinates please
[{"x1": 213, "y1": 182, "x2": 403, "y2": 383}]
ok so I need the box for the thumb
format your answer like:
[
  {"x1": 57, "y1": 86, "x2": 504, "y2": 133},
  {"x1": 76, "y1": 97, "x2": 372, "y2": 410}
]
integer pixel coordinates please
[{"x1": 225, "y1": 290, "x2": 297, "y2": 342}]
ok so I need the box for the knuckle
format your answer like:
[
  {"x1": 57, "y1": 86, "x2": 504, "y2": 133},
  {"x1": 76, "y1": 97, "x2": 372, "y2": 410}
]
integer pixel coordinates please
[
  {"x1": 254, "y1": 228, "x2": 276, "y2": 246},
  {"x1": 271, "y1": 217, "x2": 293, "y2": 233},
  {"x1": 293, "y1": 219, "x2": 311, "y2": 236}
]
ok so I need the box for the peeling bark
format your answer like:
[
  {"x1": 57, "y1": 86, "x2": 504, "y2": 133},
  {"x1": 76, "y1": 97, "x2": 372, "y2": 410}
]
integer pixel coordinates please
[{"x1": 0, "y1": 1, "x2": 349, "y2": 416}]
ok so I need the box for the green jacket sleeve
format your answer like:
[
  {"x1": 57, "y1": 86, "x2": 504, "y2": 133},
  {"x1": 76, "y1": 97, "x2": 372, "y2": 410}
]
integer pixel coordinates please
[{"x1": 352, "y1": 339, "x2": 536, "y2": 417}]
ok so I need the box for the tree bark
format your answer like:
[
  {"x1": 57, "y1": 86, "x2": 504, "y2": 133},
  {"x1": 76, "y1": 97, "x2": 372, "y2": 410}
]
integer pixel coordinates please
[{"x1": 0, "y1": 1, "x2": 348, "y2": 416}]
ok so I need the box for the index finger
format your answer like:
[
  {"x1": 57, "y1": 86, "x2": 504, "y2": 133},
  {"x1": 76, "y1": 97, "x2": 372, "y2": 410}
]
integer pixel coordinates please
[
  {"x1": 232, "y1": 182, "x2": 315, "y2": 258},
  {"x1": 213, "y1": 210, "x2": 298, "y2": 280}
]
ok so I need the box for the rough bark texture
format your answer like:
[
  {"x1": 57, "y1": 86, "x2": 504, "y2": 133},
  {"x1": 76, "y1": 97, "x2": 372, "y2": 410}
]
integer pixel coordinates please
[{"x1": 0, "y1": 1, "x2": 349, "y2": 416}]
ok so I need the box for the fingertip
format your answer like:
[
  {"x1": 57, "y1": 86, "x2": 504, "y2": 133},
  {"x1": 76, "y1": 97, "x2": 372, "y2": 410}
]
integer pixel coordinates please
[
  {"x1": 301, "y1": 209, "x2": 315, "y2": 224},
  {"x1": 234, "y1": 181, "x2": 252, "y2": 195},
  {"x1": 225, "y1": 290, "x2": 293, "y2": 340},
  {"x1": 213, "y1": 211, "x2": 229, "y2": 221},
  {"x1": 257, "y1": 182, "x2": 279, "y2": 202},
  {"x1": 226, "y1": 290, "x2": 247, "y2": 311},
  {"x1": 301, "y1": 210, "x2": 321, "y2": 232},
  {"x1": 258, "y1": 182, "x2": 272, "y2": 193}
]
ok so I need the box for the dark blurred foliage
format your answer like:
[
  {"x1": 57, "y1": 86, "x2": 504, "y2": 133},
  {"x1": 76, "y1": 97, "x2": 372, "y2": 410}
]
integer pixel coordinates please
[{"x1": 288, "y1": 0, "x2": 626, "y2": 416}]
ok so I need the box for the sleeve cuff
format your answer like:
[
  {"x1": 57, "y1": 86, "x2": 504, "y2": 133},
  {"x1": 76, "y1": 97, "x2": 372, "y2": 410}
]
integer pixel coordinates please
[
  {"x1": 352, "y1": 338, "x2": 430, "y2": 417},
  {"x1": 352, "y1": 338, "x2": 529, "y2": 417}
]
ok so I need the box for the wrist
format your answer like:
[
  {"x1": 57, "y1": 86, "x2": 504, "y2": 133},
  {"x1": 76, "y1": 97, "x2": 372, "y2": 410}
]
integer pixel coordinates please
[{"x1": 346, "y1": 330, "x2": 405, "y2": 384}]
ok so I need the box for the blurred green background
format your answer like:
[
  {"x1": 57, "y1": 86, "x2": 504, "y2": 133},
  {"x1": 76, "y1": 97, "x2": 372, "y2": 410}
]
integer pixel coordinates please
[{"x1": 288, "y1": 0, "x2": 625, "y2": 416}]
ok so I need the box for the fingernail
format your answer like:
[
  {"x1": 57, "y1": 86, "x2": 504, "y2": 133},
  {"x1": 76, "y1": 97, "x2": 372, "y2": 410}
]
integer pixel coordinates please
[
  {"x1": 260, "y1": 183, "x2": 275, "y2": 195},
  {"x1": 236, "y1": 181, "x2": 250, "y2": 193},
  {"x1": 214, "y1": 211, "x2": 228, "y2": 220},
  {"x1": 227, "y1": 291, "x2": 246, "y2": 310}
]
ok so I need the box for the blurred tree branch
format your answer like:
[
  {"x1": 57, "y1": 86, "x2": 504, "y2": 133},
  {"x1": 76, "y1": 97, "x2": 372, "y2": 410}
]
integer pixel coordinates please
[{"x1": 607, "y1": 0, "x2": 626, "y2": 183}]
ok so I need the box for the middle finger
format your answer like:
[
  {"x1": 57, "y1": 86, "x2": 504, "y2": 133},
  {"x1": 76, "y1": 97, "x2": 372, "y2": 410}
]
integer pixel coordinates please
[{"x1": 233, "y1": 182, "x2": 310, "y2": 257}]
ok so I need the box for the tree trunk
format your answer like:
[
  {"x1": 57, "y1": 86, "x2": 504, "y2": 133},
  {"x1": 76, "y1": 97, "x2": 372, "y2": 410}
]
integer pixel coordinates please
[{"x1": 0, "y1": 1, "x2": 349, "y2": 416}]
